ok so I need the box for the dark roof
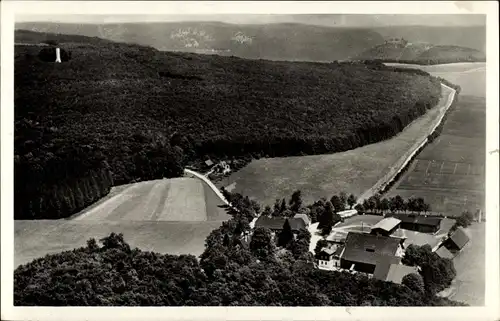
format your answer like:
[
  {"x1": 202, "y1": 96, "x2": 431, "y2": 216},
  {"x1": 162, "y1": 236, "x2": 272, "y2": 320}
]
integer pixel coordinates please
[
  {"x1": 373, "y1": 263, "x2": 419, "y2": 284},
  {"x1": 448, "y1": 228, "x2": 470, "y2": 249},
  {"x1": 254, "y1": 216, "x2": 306, "y2": 231},
  {"x1": 341, "y1": 232, "x2": 402, "y2": 266},
  {"x1": 435, "y1": 246, "x2": 455, "y2": 259},
  {"x1": 388, "y1": 214, "x2": 442, "y2": 227}
]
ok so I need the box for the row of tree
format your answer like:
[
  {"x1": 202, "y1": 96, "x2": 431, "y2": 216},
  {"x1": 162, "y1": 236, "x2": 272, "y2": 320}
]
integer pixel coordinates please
[{"x1": 354, "y1": 195, "x2": 432, "y2": 215}]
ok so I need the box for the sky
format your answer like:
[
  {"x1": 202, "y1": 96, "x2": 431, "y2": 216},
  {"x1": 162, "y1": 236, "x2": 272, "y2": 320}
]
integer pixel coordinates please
[{"x1": 16, "y1": 14, "x2": 486, "y2": 27}]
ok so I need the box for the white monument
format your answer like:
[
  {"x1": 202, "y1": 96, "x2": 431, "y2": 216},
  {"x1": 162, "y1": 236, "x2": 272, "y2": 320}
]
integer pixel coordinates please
[{"x1": 55, "y1": 47, "x2": 62, "y2": 63}]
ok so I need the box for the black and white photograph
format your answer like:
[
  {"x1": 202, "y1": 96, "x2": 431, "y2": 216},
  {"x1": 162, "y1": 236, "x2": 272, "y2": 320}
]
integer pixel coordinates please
[{"x1": 1, "y1": 1, "x2": 499, "y2": 320}]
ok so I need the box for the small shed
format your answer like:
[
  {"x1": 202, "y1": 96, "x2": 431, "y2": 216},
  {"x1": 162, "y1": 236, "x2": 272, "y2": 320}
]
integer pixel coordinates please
[
  {"x1": 204, "y1": 159, "x2": 214, "y2": 168},
  {"x1": 370, "y1": 217, "x2": 402, "y2": 237},
  {"x1": 442, "y1": 228, "x2": 470, "y2": 254}
]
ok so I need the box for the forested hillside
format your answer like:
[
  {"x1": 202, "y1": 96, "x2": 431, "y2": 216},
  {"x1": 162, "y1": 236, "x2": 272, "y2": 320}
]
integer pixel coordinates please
[
  {"x1": 15, "y1": 31, "x2": 442, "y2": 220},
  {"x1": 15, "y1": 22, "x2": 383, "y2": 62}
]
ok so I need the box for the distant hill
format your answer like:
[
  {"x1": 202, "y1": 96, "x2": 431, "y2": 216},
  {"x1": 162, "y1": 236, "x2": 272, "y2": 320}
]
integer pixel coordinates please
[
  {"x1": 374, "y1": 25, "x2": 486, "y2": 52},
  {"x1": 15, "y1": 21, "x2": 384, "y2": 62},
  {"x1": 354, "y1": 38, "x2": 486, "y2": 64}
]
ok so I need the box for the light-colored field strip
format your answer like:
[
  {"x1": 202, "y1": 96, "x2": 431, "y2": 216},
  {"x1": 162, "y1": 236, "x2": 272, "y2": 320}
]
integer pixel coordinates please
[
  {"x1": 467, "y1": 164, "x2": 471, "y2": 175},
  {"x1": 121, "y1": 180, "x2": 169, "y2": 221},
  {"x1": 439, "y1": 161, "x2": 444, "y2": 173},
  {"x1": 453, "y1": 163, "x2": 458, "y2": 174},
  {"x1": 158, "y1": 178, "x2": 207, "y2": 221},
  {"x1": 425, "y1": 160, "x2": 432, "y2": 174},
  {"x1": 73, "y1": 193, "x2": 134, "y2": 221}
]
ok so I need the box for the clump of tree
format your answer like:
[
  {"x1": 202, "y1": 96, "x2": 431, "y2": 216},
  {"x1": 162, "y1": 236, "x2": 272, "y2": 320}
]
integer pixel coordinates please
[
  {"x1": 402, "y1": 244, "x2": 456, "y2": 295},
  {"x1": 356, "y1": 195, "x2": 431, "y2": 216},
  {"x1": 449, "y1": 211, "x2": 475, "y2": 234}
]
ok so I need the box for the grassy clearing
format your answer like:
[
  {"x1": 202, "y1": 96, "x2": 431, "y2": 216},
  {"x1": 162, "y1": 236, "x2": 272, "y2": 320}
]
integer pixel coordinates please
[
  {"x1": 387, "y1": 95, "x2": 486, "y2": 215},
  {"x1": 14, "y1": 220, "x2": 225, "y2": 268},
  {"x1": 218, "y1": 84, "x2": 454, "y2": 207}
]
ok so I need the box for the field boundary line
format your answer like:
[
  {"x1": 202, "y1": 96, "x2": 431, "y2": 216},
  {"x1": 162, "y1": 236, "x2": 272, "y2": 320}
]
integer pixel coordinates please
[
  {"x1": 184, "y1": 168, "x2": 230, "y2": 206},
  {"x1": 357, "y1": 83, "x2": 456, "y2": 203}
]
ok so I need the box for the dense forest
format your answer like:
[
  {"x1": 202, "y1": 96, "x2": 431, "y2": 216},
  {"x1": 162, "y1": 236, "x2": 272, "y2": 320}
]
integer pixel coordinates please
[
  {"x1": 14, "y1": 191, "x2": 465, "y2": 306},
  {"x1": 15, "y1": 31, "x2": 443, "y2": 220}
]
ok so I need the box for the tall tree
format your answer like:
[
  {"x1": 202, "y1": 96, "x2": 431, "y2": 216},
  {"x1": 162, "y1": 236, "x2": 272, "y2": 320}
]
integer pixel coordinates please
[
  {"x1": 338, "y1": 192, "x2": 348, "y2": 211},
  {"x1": 249, "y1": 227, "x2": 276, "y2": 260},
  {"x1": 330, "y1": 195, "x2": 343, "y2": 213},
  {"x1": 289, "y1": 190, "x2": 303, "y2": 213},
  {"x1": 278, "y1": 220, "x2": 294, "y2": 248},
  {"x1": 347, "y1": 194, "x2": 357, "y2": 209}
]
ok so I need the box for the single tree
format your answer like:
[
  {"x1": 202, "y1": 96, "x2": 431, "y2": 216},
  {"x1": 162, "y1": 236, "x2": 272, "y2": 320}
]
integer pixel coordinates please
[
  {"x1": 314, "y1": 239, "x2": 329, "y2": 258},
  {"x1": 289, "y1": 190, "x2": 303, "y2": 212},
  {"x1": 330, "y1": 195, "x2": 343, "y2": 213},
  {"x1": 402, "y1": 273, "x2": 425, "y2": 294},
  {"x1": 338, "y1": 192, "x2": 348, "y2": 211},
  {"x1": 347, "y1": 194, "x2": 357, "y2": 209},
  {"x1": 250, "y1": 227, "x2": 276, "y2": 259},
  {"x1": 278, "y1": 220, "x2": 294, "y2": 248}
]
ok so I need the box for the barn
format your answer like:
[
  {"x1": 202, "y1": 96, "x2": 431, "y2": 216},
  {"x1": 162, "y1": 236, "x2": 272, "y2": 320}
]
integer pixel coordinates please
[
  {"x1": 388, "y1": 214, "x2": 442, "y2": 234},
  {"x1": 340, "y1": 232, "x2": 404, "y2": 274},
  {"x1": 370, "y1": 217, "x2": 402, "y2": 237}
]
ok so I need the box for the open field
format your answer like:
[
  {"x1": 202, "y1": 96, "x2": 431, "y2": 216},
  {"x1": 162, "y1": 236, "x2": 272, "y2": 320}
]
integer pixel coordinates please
[
  {"x1": 15, "y1": 176, "x2": 230, "y2": 267},
  {"x1": 387, "y1": 95, "x2": 485, "y2": 216},
  {"x1": 445, "y1": 222, "x2": 485, "y2": 305},
  {"x1": 14, "y1": 220, "x2": 224, "y2": 267},
  {"x1": 74, "y1": 177, "x2": 229, "y2": 222},
  {"x1": 217, "y1": 83, "x2": 454, "y2": 207}
]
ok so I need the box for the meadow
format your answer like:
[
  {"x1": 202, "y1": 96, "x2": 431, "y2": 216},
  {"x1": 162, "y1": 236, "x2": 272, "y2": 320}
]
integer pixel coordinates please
[
  {"x1": 386, "y1": 63, "x2": 486, "y2": 216},
  {"x1": 218, "y1": 84, "x2": 454, "y2": 207},
  {"x1": 15, "y1": 176, "x2": 230, "y2": 267}
]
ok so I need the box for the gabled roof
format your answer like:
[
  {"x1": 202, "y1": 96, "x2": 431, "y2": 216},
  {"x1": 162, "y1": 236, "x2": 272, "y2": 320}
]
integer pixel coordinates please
[
  {"x1": 254, "y1": 216, "x2": 305, "y2": 231},
  {"x1": 204, "y1": 159, "x2": 214, "y2": 166},
  {"x1": 293, "y1": 213, "x2": 311, "y2": 226},
  {"x1": 341, "y1": 232, "x2": 402, "y2": 266},
  {"x1": 371, "y1": 217, "x2": 401, "y2": 232},
  {"x1": 388, "y1": 214, "x2": 442, "y2": 227},
  {"x1": 435, "y1": 246, "x2": 455, "y2": 259},
  {"x1": 448, "y1": 228, "x2": 470, "y2": 249},
  {"x1": 373, "y1": 263, "x2": 419, "y2": 284}
]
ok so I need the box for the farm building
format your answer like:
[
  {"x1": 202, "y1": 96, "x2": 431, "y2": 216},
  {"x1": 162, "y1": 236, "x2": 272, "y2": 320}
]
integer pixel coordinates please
[
  {"x1": 387, "y1": 214, "x2": 442, "y2": 233},
  {"x1": 337, "y1": 209, "x2": 358, "y2": 218},
  {"x1": 204, "y1": 159, "x2": 214, "y2": 168},
  {"x1": 442, "y1": 227, "x2": 470, "y2": 255},
  {"x1": 373, "y1": 262, "x2": 419, "y2": 284},
  {"x1": 370, "y1": 217, "x2": 402, "y2": 237},
  {"x1": 340, "y1": 232, "x2": 405, "y2": 274},
  {"x1": 317, "y1": 244, "x2": 344, "y2": 270},
  {"x1": 435, "y1": 246, "x2": 455, "y2": 259},
  {"x1": 253, "y1": 216, "x2": 307, "y2": 237},
  {"x1": 293, "y1": 213, "x2": 311, "y2": 228}
]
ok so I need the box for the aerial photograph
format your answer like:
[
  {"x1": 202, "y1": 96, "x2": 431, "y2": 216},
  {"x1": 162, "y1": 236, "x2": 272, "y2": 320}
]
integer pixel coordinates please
[{"x1": 8, "y1": 9, "x2": 491, "y2": 309}]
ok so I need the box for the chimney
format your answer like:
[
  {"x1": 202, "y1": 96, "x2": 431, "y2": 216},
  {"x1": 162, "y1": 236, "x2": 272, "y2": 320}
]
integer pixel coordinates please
[{"x1": 55, "y1": 47, "x2": 62, "y2": 63}]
